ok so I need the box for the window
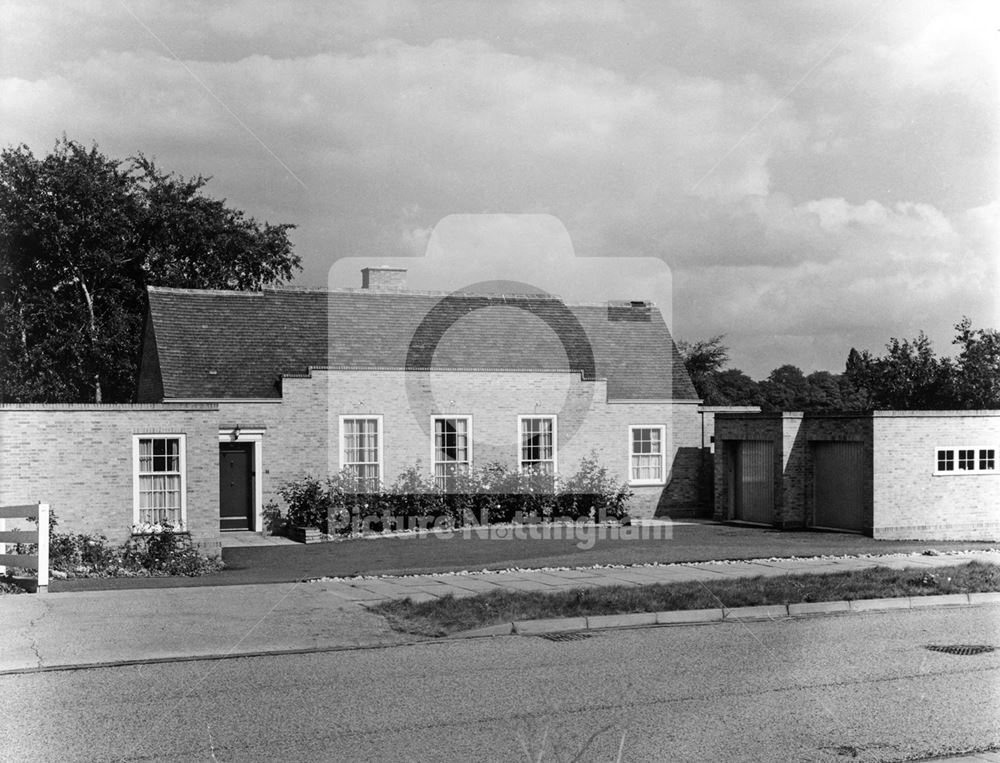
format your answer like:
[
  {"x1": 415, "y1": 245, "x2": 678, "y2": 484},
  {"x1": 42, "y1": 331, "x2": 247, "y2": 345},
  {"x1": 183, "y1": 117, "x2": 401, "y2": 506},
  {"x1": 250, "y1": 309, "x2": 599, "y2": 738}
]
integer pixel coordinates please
[
  {"x1": 340, "y1": 416, "x2": 382, "y2": 489},
  {"x1": 935, "y1": 447, "x2": 997, "y2": 475},
  {"x1": 432, "y1": 417, "x2": 471, "y2": 491},
  {"x1": 519, "y1": 416, "x2": 556, "y2": 474},
  {"x1": 133, "y1": 435, "x2": 186, "y2": 530},
  {"x1": 629, "y1": 425, "x2": 666, "y2": 485}
]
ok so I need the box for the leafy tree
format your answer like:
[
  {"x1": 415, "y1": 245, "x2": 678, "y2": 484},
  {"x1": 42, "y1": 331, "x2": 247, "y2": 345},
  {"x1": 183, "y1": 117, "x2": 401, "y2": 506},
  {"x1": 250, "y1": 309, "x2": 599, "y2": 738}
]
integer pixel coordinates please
[
  {"x1": 759, "y1": 364, "x2": 812, "y2": 410},
  {"x1": 677, "y1": 335, "x2": 729, "y2": 403},
  {"x1": 951, "y1": 316, "x2": 1000, "y2": 408},
  {"x1": 0, "y1": 138, "x2": 299, "y2": 403},
  {"x1": 713, "y1": 368, "x2": 763, "y2": 406},
  {"x1": 804, "y1": 370, "x2": 844, "y2": 410},
  {"x1": 843, "y1": 332, "x2": 956, "y2": 409}
]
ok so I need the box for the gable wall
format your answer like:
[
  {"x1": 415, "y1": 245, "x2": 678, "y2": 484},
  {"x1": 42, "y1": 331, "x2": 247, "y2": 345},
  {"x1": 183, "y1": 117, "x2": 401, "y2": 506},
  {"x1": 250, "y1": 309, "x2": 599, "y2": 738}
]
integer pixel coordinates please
[
  {"x1": 214, "y1": 369, "x2": 703, "y2": 520},
  {"x1": 0, "y1": 404, "x2": 221, "y2": 555}
]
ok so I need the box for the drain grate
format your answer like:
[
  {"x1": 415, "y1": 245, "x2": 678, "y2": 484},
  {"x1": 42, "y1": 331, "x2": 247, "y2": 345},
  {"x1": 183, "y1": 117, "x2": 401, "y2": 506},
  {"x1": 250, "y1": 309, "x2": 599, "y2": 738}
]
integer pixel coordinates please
[
  {"x1": 538, "y1": 631, "x2": 593, "y2": 642},
  {"x1": 925, "y1": 644, "x2": 996, "y2": 656}
]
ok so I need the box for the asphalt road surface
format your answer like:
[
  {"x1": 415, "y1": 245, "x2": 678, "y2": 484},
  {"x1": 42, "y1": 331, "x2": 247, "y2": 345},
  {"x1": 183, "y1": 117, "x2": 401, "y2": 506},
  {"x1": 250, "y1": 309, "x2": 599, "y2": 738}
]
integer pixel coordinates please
[{"x1": 3, "y1": 607, "x2": 998, "y2": 762}]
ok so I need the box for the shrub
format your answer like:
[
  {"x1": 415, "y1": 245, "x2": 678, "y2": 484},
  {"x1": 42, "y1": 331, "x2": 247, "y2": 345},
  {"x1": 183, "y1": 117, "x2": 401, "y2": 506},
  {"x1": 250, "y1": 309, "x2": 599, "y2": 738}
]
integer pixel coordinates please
[
  {"x1": 278, "y1": 476, "x2": 333, "y2": 534},
  {"x1": 557, "y1": 453, "x2": 633, "y2": 521},
  {"x1": 121, "y1": 527, "x2": 222, "y2": 576},
  {"x1": 274, "y1": 455, "x2": 634, "y2": 538}
]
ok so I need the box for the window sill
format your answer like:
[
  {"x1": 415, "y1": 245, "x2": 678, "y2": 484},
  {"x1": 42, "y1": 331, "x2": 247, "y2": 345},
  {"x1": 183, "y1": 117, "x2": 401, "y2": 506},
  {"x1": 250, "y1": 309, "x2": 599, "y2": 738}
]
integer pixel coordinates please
[
  {"x1": 629, "y1": 480, "x2": 667, "y2": 488},
  {"x1": 932, "y1": 471, "x2": 997, "y2": 477}
]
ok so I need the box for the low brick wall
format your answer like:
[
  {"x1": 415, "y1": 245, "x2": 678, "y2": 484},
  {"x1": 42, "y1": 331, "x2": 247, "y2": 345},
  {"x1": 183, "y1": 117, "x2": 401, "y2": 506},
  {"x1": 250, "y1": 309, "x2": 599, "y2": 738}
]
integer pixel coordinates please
[{"x1": 0, "y1": 404, "x2": 221, "y2": 554}]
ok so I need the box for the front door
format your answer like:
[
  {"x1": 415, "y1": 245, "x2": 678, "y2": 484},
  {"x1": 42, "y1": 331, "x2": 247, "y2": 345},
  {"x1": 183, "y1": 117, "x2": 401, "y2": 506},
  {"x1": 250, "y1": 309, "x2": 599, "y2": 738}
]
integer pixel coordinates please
[{"x1": 220, "y1": 442, "x2": 254, "y2": 531}]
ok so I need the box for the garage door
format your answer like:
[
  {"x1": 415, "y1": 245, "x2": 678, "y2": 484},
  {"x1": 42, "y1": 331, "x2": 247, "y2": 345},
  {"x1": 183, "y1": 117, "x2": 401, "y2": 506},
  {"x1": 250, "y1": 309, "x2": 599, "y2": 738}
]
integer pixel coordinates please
[
  {"x1": 731, "y1": 440, "x2": 775, "y2": 524},
  {"x1": 813, "y1": 441, "x2": 865, "y2": 532}
]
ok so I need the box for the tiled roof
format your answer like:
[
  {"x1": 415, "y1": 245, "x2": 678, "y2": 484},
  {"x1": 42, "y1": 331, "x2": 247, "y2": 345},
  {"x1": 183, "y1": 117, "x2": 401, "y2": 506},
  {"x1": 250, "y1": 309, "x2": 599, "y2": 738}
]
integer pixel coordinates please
[{"x1": 144, "y1": 286, "x2": 698, "y2": 401}]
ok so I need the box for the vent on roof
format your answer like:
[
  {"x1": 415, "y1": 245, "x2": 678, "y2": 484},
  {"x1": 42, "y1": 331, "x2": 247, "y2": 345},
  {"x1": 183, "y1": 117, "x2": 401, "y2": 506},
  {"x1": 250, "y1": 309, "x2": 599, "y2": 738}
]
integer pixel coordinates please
[{"x1": 362, "y1": 267, "x2": 407, "y2": 291}]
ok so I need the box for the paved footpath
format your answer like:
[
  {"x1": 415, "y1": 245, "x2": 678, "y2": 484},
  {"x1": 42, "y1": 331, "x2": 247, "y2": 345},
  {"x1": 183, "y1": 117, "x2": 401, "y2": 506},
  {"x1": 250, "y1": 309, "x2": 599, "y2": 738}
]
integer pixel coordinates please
[{"x1": 1, "y1": 550, "x2": 997, "y2": 674}]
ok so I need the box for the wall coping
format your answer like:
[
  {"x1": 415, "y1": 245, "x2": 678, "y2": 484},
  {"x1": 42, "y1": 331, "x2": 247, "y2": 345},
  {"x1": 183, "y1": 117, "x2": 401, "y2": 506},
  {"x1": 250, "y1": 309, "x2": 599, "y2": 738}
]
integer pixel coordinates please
[
  {"x1": 716, "y1": 409, "x2": 1000, "y2": 421},
  {"x1": 0, "y1": 403, "x2": 219, "y2": 412}
]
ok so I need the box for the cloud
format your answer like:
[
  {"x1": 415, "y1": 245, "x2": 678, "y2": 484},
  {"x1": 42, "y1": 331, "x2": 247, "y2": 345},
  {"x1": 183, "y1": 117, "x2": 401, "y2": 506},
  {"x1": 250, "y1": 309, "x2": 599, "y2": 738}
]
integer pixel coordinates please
[{"x1": 1, "y1": 1, "x2": 995, "y2": 379}]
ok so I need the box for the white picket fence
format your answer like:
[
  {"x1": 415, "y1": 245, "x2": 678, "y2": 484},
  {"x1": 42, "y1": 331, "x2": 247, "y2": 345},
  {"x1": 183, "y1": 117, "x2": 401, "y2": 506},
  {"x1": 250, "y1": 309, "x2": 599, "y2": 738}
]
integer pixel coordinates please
[{"x1": 0, "y1": 502, "x2": 50, "y2": 593}]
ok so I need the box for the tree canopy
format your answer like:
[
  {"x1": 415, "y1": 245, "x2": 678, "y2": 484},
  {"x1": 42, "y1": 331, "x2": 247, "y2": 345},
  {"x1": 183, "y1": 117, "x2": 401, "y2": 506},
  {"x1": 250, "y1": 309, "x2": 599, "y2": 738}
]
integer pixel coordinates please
[
  {"x1": 680, "y1": 318, "x2": 999, "y2": 411},
  {"x1": 0, "y1": 138, "x2": 299, "y2": 403}
]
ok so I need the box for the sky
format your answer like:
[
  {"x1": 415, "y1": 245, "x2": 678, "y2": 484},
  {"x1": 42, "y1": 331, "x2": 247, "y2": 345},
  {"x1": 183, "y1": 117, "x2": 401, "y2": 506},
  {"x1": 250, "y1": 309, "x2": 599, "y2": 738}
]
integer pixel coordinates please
[{"x1": 2, "y1": 0, "x2": 997, "y2": 378}]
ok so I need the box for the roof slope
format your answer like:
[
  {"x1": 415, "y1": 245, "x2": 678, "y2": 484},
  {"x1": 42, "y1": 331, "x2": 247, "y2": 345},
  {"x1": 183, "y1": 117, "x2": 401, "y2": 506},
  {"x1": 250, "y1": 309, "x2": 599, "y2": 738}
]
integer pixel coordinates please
[{"x1": 143, "y1": 287, "x2": 698, "y2": 401}]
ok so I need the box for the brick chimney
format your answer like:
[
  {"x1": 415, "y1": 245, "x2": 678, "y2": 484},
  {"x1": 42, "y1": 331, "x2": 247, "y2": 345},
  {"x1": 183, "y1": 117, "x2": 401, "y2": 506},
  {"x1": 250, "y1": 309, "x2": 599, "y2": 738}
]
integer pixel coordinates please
[{"x1": 361, "y1": 266, "x2": 407, "y2": 291}]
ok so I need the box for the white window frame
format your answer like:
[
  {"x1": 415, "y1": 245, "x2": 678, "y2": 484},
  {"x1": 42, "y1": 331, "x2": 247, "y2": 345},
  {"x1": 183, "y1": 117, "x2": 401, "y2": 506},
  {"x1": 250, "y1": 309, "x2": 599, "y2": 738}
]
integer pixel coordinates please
[
  {"x1": 628, "y1": 425, "x2": 667, "y2": 486},
  {"x1": 132, "y1": 434, "x2": 187, "y2": 531},
  {"x1": 431, "y1": 415, "x2": 473, "y2": 490},
  {"x1": 339, "y1": 415, "x2": 384, "y2": 489},
  {"x1": 934, "y1": 446, "x2": 997, "y2": 475},
  {"x1": 517, "y1": 415, "x2": 558, "y2": 475}
]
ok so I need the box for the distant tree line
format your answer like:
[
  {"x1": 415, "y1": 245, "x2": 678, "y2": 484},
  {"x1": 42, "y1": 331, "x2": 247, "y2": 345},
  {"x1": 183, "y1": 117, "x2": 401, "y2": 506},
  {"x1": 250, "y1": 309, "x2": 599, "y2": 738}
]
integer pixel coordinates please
[{"x1": 678, "y1": 318, "x2": 1000, "y2": 411}]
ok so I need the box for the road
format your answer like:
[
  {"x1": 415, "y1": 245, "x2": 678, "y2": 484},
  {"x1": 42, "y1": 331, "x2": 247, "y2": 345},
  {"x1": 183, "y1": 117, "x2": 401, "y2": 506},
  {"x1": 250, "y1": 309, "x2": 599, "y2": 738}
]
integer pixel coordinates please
[{"x1": 3, "y1": 607, "x2": 998, "y2": 762}]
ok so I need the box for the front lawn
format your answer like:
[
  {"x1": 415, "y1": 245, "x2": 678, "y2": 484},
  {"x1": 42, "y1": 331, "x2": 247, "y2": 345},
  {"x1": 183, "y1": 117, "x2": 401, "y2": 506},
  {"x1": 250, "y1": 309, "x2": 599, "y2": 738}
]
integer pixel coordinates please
[{"x1": 372, "y1": 561, "x2": 1000, "y2": 636}]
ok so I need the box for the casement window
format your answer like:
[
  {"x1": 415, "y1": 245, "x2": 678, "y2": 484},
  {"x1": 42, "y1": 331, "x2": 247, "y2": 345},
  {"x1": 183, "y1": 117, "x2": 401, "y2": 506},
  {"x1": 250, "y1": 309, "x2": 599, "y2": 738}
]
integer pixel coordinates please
[
  {"x1": 340, "y1": 416, "x2": 383, "y2": 489},
  {"x1": 629, "y1": 425, "x2": 667, "y2": 485},
  {"x1": 519, "y1": 416, "x2": 557, "y2": 475},
  {"x1": 133, "y1": 435, "x2": 186, "y2": 530},
  {"x1": 935, "y1": 447, "x2": 996, "y2": 475},
  {"x1": 432, "y1": 416, "x2": 471, "y2": 491}
]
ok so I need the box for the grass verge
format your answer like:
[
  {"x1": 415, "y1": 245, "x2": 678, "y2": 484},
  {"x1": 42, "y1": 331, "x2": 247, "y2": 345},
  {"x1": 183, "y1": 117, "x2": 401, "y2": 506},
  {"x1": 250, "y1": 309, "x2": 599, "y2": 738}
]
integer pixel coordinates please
[{"x1": 371, "y1": 561, "x2": 1000, "y2": 636}]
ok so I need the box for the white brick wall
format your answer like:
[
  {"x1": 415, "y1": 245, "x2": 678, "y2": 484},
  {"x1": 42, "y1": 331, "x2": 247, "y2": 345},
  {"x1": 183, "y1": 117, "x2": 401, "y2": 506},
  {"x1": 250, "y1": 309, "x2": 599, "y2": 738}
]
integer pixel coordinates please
[{"x1": 218, "y1": 369, "x2": 704, "y2": 520}]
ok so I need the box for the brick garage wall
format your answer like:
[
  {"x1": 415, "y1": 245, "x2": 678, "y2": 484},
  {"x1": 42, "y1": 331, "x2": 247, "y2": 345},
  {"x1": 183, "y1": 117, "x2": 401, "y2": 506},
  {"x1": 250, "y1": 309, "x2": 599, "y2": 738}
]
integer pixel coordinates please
[
  {"x1": 782, "y1": 414, "x2": 874, "y2": 531},
  {"x1": 217, "y1": 370, "x2": 703, "y2": 522},
  {"x1": 872, "y1": 411, "x2": 1000, "y2": 540},
  {"x1": 711, "y1": 413, "x2": 874, "y2": 530},
  {"x1": 0, "y1": 404, "x2": 221, "y2": 555},
  {"x1": 712, "y1": 414, "x2": 784, "y2": 523}
]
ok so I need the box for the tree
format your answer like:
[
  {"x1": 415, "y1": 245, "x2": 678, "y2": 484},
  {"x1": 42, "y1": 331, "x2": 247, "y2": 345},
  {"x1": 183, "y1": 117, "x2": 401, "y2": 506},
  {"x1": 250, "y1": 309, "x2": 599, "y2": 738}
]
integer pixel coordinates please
[
  {"x1": 0, "y1": 138, "x2": 299, "y2": 403},
  {"x1": 804, "y1": 370, "x2": 844, "y2": 410},
  {"x1": 843, "y1": 332, "x2": 956, "y2": 409},
  {"x1": 677, "y1": 335, "x2": 729, "y2": 403},
  {"x1": 951, "y1": 316, "x2": 1000, "y2": 408},
  {"x1": 713, "y1": 368, "x2": 763, "y2": 406},
  {"x1": 759, "y1": 364, "x2": 812, "y2": 410}
]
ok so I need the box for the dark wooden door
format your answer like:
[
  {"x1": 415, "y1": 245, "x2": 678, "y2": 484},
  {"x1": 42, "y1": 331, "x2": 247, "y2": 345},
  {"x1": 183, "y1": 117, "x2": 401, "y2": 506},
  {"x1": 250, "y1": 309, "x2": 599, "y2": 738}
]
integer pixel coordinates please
[
  {"x1": 734, "y1": 440, "x2": 775, "y2": 524},
  {"x1": 813, "y1": 441, "x2": 865, "y2": 532},
  {"x1": 220, "y1": 443, "x2": 254, "y2": 531}
]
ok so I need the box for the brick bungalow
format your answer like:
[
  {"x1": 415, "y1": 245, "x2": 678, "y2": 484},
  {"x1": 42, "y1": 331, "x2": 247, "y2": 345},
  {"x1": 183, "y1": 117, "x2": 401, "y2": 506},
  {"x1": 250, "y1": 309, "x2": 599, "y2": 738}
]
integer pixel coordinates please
[{"x1": 0, "y1": 268, "x2": 705, "y2": 553}]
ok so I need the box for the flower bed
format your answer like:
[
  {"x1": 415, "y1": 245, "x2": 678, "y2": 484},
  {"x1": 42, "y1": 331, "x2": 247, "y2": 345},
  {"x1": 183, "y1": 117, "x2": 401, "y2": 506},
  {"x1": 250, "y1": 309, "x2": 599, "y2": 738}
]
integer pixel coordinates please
[{"x1": 268, "y1": 455, "x2": 633, "y2": 539}]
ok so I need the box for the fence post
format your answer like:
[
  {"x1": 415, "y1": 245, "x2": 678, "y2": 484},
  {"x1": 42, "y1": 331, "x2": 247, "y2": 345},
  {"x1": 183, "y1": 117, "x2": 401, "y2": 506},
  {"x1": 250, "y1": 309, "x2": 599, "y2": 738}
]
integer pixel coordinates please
[
  {"x1": 37, "y1": 502, "x2": 49, "y2": 594},
  {"x1": 0, "y1": 515, "x2": 5, "y2": 577}
]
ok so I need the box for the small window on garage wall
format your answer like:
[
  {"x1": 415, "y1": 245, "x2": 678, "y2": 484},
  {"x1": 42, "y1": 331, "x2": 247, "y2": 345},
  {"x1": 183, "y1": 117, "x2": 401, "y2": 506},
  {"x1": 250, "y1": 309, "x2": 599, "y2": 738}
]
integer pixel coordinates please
[
  {"x1": 935, "y1": 446, "x2": 996, "y2": 475},
  {"x1": 629, "y1": 425, "x2": 666, "y2": 485}
]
